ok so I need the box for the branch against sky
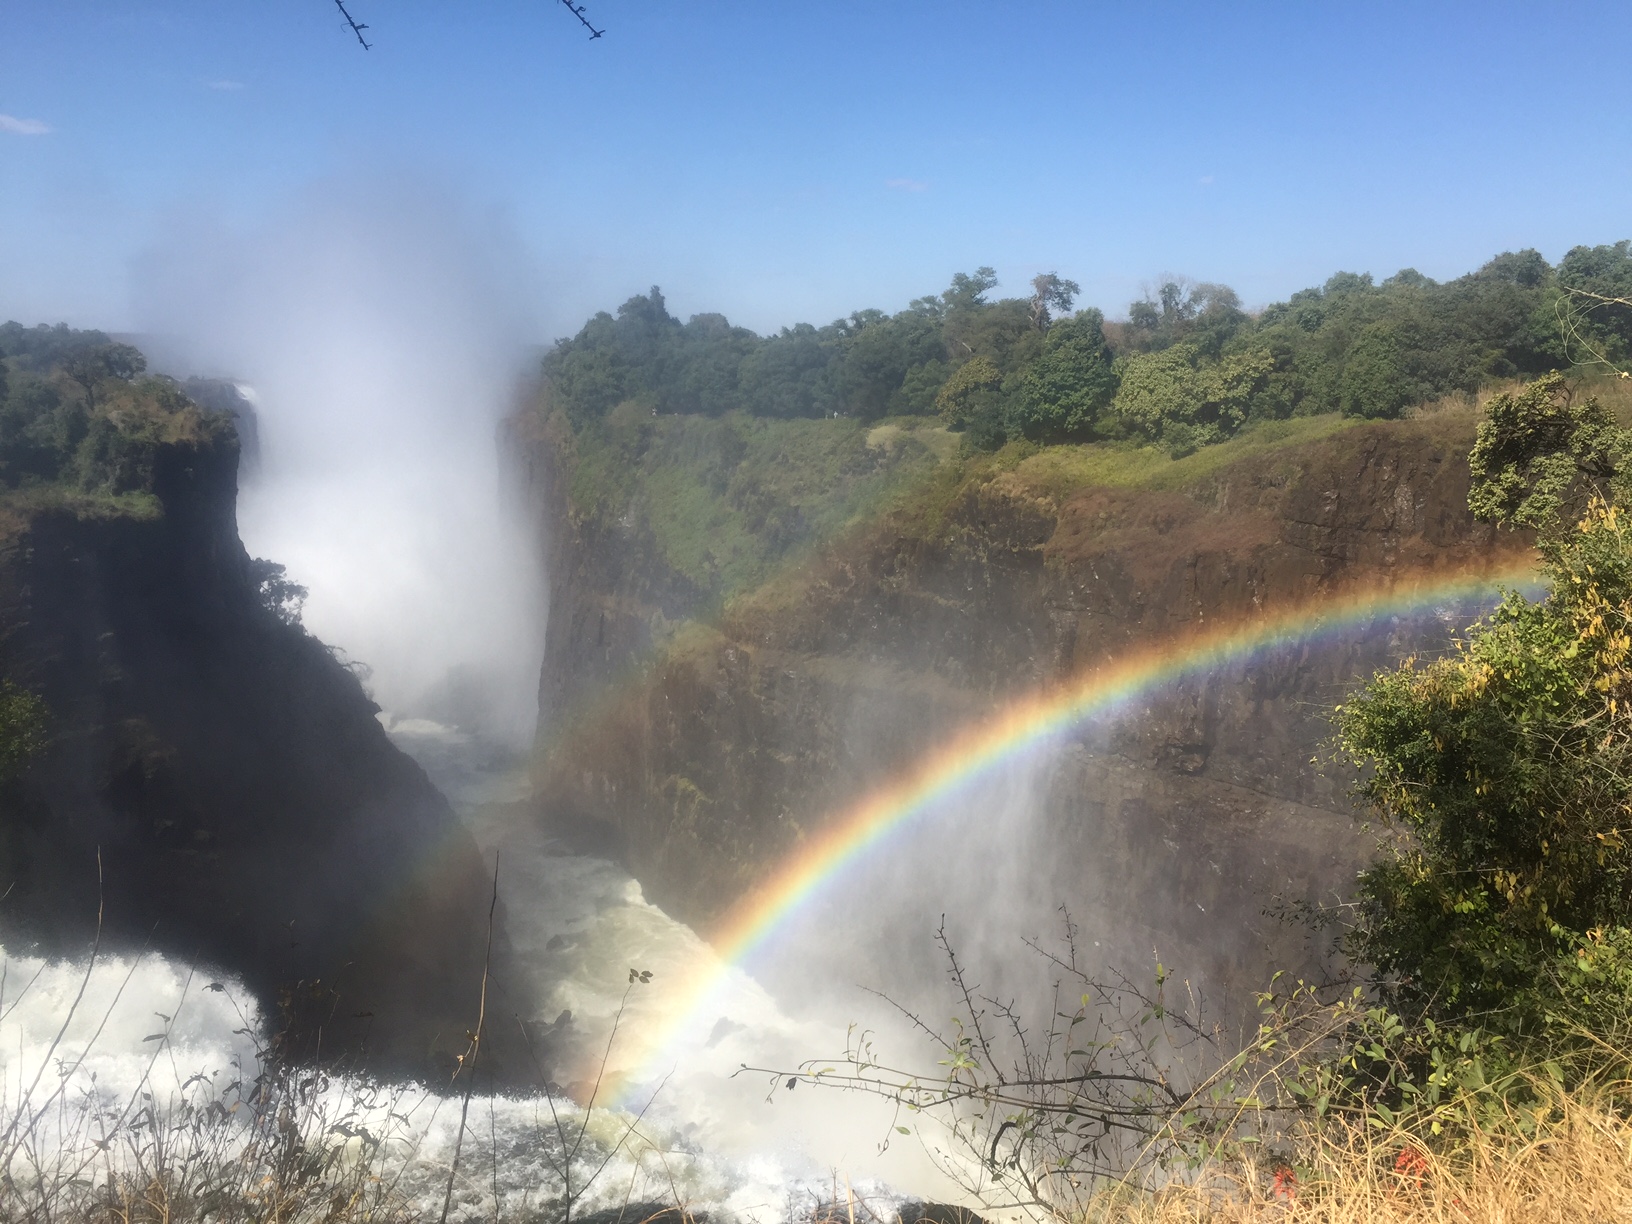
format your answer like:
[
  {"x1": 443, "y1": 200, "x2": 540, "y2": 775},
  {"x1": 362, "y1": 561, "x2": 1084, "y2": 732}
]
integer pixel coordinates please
[
  {"x1": 333, "y1": 0, "x2": 370, "y2": 49},
  {"x1": 333, "y1": 0, "x2": 604, "y2": 50}
]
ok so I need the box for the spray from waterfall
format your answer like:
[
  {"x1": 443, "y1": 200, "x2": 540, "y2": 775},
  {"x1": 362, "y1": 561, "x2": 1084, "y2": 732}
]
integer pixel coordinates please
[{"x1": 131, "y1": 170, "x2": 546, "y2": 749}]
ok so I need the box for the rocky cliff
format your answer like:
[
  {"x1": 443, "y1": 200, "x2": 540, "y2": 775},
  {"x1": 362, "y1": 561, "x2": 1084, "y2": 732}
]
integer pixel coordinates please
[
  {"x1": 0, "y1": 413, "x2": 512, "y2": 1077},
  {"x1": 523, "y1": 409, "x2": 1533, "y2": 999}
]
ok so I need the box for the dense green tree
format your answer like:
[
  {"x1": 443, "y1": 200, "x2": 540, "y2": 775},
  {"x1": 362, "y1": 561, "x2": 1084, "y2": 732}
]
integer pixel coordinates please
[
  {"x1": 543, "y1": 310, "x2": 636, "y2": 423},
  {"x1": 947, "y1": 296, "x2": 1042, "y2": 377},
  {"x1": 1028, "y1": 272, "x2": 1081, "y2": 330},
  {"x1": 834, "y1": 306, "x2": 947, "y2": 420},
  {"x1": 896, "y1": 358, "x2": 951, "y2": 415},
  {"x1": 1556, "y1": 240, "x2": 1632, "y2": 369},
  {"x1": 1338, "y1": 315, "x2": 1431, "y2": 418},
  {"x1": 1012, "y1": 309, "x2": 1116, "y2": 441},
  {"x1": 940, "y1": 267, "x2": 998, "y2": 315},
  {"x1": 1122, "y1": 280, "x2": 1247, "y2": 357},
  {"x1": 669, "y1": 312, "x2": 758, "y2": 416},
  {"x1": 0, "y1": 321, "x2": 117, "y2": 373},
  {"x1": 1109, "y1": 344, "x2": 1210, "y2": 452},
  {"x1": 737, "y1": 323, "x2": 839, "y2": 419},
  {"x1": 935, "y1": 355, "x2": 1006, "y2": 447},
  {"x1": 62, "y1": 342, "x2": 146, "y2": 411},
  {"x1": 1338, "y1": 376, "x2": 1632, "y2": 1030},
  {"x1": 0, "y1": 323, "x2": 234, "y2": 495}
]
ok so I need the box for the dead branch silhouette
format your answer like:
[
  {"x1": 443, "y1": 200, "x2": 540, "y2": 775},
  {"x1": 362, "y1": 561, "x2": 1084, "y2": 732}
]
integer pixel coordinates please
[
  {"x1": 333, "y1": 0, "x2": 605, "y2": 50},
  {"x1": 557, "y1": 0, "x2": 606, "y2": 39},
  {"x1": 333, "y1": 0, "x2": 371, "y2": 50}
]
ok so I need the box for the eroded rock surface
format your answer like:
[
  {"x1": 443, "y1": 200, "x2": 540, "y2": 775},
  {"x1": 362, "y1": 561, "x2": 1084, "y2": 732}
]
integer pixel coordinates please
[{"x1": 526, "y1": 414, "x2": 1529, "y2": 995}]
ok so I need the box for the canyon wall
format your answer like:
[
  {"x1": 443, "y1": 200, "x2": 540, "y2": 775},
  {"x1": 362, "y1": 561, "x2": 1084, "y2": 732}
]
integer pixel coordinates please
[
  {"x1": 524, "y1": 411, "x2": 1532, "y2": 1000},
  {"x1": 0, "y1": 419, "x2": 513, "y2": 1077}
]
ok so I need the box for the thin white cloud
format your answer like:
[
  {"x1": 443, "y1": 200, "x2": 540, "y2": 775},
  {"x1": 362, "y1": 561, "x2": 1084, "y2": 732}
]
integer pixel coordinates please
[
  {"x1": 206, "y1": 79, "x2": 246, "y2": 91},
  {"x1": 886, "y1": 177, "x2": 929, "y2": 192},
  {"x1": 1198, "y1": 174, "x2": 1216, "y2": 185},
  {"x1": 0, "y1": 114, "x2": 52, "y2": 136}
]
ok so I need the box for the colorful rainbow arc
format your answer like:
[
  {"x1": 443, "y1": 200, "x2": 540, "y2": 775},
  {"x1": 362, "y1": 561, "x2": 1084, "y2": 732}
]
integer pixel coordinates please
[{"x1": 611, "y1": 557, "x2": 1541, "y2": 1098}]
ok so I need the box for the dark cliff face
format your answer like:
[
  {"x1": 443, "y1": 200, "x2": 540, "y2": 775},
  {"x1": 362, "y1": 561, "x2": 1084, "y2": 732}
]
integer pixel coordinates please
[
  {"x1": 527, "y1": 412, "x2": 1532, "y2": 1001},
  {"x1": 0, "y1": 428, "x2": 512, "y2": 1077}
]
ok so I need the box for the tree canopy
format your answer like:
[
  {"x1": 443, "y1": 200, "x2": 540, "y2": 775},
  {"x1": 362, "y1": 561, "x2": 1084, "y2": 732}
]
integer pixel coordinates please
[
  {"x1": 541, "y1": 243, "x2": 1628, "y2": 459},
  {"x1": 0, "y1": 321, "x2": 230, "y2": 495}
]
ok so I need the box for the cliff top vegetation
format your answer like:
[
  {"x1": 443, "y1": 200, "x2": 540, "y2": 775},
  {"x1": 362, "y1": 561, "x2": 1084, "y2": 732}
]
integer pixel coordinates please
[
  {"x1": 541, "y1": 241, "x2": 1632, "y2": 457},
  {"x1": 520, "y1": 399, "x2": 957, "y2": 599},
  {"x1": 527, "y1": 242, "x2": 1632, "y2": 614},
  {"x1": 0, "y1": 321, "x2": 235, "y2": 525}
]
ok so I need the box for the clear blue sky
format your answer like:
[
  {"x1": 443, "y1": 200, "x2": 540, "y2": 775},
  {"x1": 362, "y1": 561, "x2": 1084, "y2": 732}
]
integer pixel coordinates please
[{"x1": 3, "y1": 0, "x2": 1630, "y2": 339}]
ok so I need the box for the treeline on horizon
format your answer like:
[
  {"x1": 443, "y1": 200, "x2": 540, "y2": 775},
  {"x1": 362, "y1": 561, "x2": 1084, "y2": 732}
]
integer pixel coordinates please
[{"x1": 543, "y1": 241, "x2": 1632, "y2": 457}]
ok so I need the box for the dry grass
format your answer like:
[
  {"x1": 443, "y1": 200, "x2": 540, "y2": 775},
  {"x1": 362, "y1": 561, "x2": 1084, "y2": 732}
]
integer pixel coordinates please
[
  {"x1": 1082, "y1": 1083, "x2": 1632, "y2": 1223},
  {"x1": 1406, "y1": 372, "x2": 1632, "y2": 426}
]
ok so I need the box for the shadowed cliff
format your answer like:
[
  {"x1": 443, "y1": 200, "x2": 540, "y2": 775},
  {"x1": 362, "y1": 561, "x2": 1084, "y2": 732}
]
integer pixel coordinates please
[{"x1": 0, "y1": 379, "x2": 524, "y2": 1080}]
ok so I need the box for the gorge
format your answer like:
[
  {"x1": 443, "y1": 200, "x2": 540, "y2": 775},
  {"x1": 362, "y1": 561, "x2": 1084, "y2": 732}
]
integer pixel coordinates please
[{"x1": 0, "y1": 254, "x2": 1600, "y2": 1215}]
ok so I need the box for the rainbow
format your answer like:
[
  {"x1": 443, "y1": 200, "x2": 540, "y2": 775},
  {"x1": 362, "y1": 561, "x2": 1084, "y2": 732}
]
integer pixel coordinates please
[{"x1": 610, "y1": 557, "x2": 1542, "y2": 1097}]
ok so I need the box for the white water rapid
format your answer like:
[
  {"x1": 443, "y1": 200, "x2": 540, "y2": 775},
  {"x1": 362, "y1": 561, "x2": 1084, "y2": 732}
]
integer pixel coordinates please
[{"x1": 0, "y1": 720, "x2": 986, "y2": 1221}]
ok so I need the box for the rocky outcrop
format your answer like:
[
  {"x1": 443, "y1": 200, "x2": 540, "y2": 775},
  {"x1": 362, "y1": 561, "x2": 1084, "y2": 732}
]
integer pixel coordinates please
[
  {"x1": 0, "y1": 423, "x2": 515, "y2": 1078},
  {"x1": 526, "y1": 412, "x2": 1532, "y2": 998}
]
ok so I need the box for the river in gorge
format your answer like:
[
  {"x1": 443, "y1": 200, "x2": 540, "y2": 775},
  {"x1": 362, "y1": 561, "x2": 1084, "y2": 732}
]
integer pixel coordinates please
[{"x1": 0, "y1": 712, "x2": 1009, "y2": 1222}]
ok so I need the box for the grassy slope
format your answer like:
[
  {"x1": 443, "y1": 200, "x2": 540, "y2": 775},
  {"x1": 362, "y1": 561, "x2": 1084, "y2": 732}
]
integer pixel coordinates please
[
  {"x1": 547, "y1": 375, "x2": 1632, "y2": 643},
  {"x1": 557, "y1": 403, "x2": 956, "y2": 598}
]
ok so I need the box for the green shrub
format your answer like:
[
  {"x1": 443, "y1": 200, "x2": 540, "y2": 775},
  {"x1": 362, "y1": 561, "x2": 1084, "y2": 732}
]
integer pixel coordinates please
[{"x1": 1337, "y1": 375, "x2": 1632, "y2": 1036}]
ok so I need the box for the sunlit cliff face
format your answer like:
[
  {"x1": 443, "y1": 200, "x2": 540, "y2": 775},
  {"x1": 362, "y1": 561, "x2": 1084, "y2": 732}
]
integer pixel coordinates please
[{"x1": 133, "y1": 172, "x2": 546, "y2": 747}]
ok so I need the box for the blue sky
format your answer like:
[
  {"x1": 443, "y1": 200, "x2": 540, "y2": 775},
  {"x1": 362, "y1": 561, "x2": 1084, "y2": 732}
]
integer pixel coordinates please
[{"x1": 3, "y1": 0, "x2": 1631, "y2": 339}]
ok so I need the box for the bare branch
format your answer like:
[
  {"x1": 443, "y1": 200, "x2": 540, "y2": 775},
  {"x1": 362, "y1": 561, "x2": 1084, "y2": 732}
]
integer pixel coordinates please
[
  {"x1": 557, "y1": 0, "x2": 606, "y2": 39},
  {"x1": 332, "y1": 1, "x2": 605, "y2": 51},
  {"x1": 334, "y1": 0, "x2": 371, "y2": 50}
]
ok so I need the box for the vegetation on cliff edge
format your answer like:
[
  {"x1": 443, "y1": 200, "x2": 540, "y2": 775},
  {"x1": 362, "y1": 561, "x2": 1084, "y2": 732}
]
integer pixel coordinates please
[
  {"x1": 541, "y1": 241, "x2": 1632, "y2": 458},
  {"x1": 0, "y1": 321, "x2": 233, "y2": 520}
]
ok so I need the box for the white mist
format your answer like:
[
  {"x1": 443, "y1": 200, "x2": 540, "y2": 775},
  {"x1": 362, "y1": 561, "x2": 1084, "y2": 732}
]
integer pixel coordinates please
[{"x1": 133, "y1": 172, "x2": 545, "y2": 747}]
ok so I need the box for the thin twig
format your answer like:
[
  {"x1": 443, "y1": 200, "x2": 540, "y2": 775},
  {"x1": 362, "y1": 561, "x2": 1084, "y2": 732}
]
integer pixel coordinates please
[
  {"x1": 334, "y1": 0, "x2": 371, "y2": 49},
  {"x1": 440, "y1": 853, "x2": 501, "y2": 1224},
  {"x1": 0, "y1": 849, "x2": 106, "y2": 1161},
  {"x1": 556, "y1": 0, "x2": 605, "y2": 39}
]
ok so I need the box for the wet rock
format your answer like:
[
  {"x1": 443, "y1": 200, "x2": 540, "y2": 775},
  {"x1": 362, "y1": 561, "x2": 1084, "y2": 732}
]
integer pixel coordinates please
[
  {"x1": 522, "y1": 413, "x2": 1532, "y2": 1007},
  {"x1": 0, "y1": 422, "x2": 519, "y2": 1081}
]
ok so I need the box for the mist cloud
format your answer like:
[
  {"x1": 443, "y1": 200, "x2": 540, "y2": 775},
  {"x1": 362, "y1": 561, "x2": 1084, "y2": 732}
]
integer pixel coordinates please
[{"x1": 134, "y1": 171, "x2": 546, "y2": 747}]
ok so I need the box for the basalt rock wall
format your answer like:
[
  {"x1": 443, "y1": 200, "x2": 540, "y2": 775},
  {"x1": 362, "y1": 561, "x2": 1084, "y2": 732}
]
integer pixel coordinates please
[
  {"x1": 527, "y1": 413, "x2": 1531, "y2": 990},
  {"x1": 0, "y1": 427, "x2": 516, "y2": 1078}
]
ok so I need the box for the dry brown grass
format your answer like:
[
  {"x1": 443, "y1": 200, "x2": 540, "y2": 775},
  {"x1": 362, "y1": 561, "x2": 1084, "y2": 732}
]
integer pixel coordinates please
[
  {"x1": 1406, "y1": 372, "x2": 1632, "y2": 427},
  {"x1": 1080, "y1": 1083, "x2": 1632, "y2": 1223}
]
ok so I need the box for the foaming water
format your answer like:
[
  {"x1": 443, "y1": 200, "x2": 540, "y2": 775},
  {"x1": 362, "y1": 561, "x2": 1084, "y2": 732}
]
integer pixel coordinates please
[
  {"x1": 407, "y1": 714, "x2": 967, "y2": 1212},
  {"x1": 0, "y1": 720, "x2": 971, "y2": 1218},
  {"x1": 0, "y1": 934, "x2": 925, "y2": 1221}
]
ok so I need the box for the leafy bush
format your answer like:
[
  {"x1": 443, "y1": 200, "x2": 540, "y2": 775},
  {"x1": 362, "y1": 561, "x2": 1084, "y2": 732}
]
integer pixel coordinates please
[
  {"x1": 1337, "y1": 375, "x2": 1632, "y2": 1037},
  {"x1": 1107, "y1": 344, "x2": 1278, "y2": 455},
  {"x1": 935, "y1": 354, "x2": 1006, "y2": 445},
  {"x1": 0, "y1": 680, "x2": 46, "y2": 779}
]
